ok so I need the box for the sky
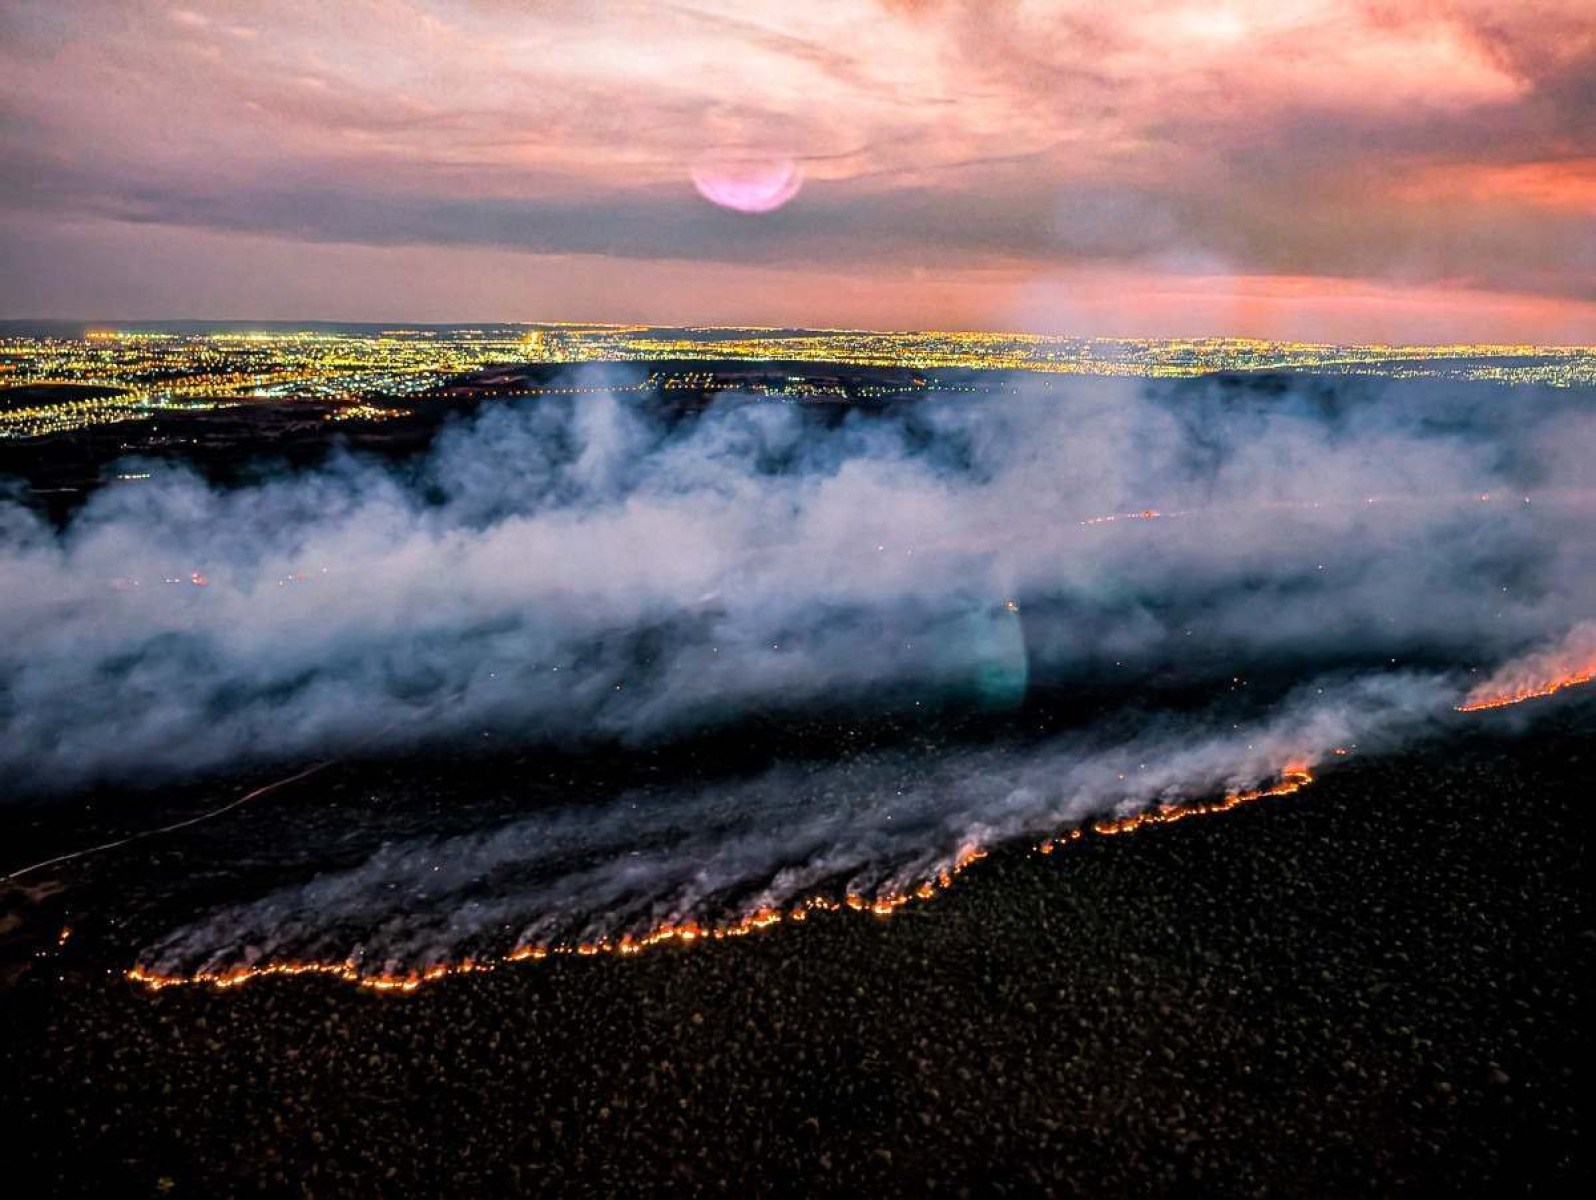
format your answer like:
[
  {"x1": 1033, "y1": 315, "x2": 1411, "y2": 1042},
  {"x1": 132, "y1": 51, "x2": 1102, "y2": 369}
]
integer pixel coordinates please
[{"x1": 0, "y1": 0, "x2": 1592, "y2": 341}]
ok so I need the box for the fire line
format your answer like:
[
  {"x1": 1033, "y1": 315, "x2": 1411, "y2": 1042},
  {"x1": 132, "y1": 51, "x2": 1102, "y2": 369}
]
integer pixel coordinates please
[{"x1": 124, "y1": 664, "x2": 1593, "y2": 996}]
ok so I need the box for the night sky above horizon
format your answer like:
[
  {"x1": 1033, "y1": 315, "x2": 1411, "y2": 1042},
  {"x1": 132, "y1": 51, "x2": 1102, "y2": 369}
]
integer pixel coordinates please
[{"x1": 1, "y1": 1, "x2": 1592, "y2": 342}]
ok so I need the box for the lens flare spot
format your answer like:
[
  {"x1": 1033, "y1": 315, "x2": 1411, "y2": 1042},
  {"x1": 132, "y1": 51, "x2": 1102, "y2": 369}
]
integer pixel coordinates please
[{"x1": 691, "y1": 158, "x2": 803, "y2": 214}]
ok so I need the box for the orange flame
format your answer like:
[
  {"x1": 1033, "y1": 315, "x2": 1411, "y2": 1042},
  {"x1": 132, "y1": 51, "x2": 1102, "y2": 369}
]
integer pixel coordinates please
[
  {"x1": 125, "y1": 844, "x2": 994, "y2": 994},
  {"x1": 1457, "y1": 624, "x2": 1596, "y2": 712},
  {"x1": 123, "y1": 765, "x2": 1323, "y2": 998},
  {"x1": 1084, "y1": 767, "x2": 1314, "y2": 838}
]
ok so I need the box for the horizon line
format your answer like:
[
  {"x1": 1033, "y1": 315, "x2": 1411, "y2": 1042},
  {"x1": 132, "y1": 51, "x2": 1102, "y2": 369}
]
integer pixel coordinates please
[{"x1": 1, "y1": 318, "x2": 1592, "y2": 352}]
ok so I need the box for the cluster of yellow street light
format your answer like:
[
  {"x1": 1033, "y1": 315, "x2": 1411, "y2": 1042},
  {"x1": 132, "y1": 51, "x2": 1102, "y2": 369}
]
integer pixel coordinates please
[{"x1": 5, "y1": 326, "x2": 1591, "y2": 439}]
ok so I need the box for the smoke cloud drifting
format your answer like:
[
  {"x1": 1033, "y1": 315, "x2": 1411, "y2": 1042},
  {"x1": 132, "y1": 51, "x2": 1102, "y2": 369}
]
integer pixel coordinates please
[
  {"x1": 4, "y1": 372, "x2": 1591, "y2": 786},
  {"x1": 2, "y1": 372, "x2": 1592, "y2": 975}
]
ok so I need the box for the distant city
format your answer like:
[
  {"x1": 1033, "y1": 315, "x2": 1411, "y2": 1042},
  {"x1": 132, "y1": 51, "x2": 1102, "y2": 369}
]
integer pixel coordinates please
[{"x1": 3, "y1": 323, "x2": 1593, "y2": 440}]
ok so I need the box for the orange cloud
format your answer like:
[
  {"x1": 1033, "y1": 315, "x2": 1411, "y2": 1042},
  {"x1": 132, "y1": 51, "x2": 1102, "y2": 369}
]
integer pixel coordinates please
[{"x1": 1396, "y1": 159, "x2": 1596, "y2": 212}]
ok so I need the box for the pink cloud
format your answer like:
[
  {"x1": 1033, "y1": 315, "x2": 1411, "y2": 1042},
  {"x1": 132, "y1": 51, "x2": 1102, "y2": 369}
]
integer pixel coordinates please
[{"x1": 0, "y1": 1, "x2": 1590, "y2": 336}]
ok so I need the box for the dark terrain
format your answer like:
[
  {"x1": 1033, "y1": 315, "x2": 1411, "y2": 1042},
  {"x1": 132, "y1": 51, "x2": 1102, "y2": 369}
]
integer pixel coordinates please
[
  {"x1": 2, "y1": 709, "x2": 1588, "y2": 1196},
  {"x1": 2, "y1": 365, "x2": 1590, "y2": 1195}
]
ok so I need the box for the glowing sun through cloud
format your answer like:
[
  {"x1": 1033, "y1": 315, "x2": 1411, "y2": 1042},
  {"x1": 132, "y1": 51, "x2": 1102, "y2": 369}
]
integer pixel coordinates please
[{"x1": 691, "y1": 158, "x2": 804, "y2": 213}]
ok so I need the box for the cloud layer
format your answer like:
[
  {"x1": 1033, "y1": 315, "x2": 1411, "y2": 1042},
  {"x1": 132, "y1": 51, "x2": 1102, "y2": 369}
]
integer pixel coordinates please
[{"x1": 1, "y1": 2, "x2": 1591, "y2": 335}]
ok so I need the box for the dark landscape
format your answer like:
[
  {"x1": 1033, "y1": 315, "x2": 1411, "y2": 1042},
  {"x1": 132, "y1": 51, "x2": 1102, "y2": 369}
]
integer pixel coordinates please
[{"x1": 3, "y1": 705, "x2": 1588, "y2": 1195}]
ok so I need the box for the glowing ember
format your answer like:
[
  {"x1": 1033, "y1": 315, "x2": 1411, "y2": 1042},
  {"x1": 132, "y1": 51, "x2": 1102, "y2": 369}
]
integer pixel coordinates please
[
  {"x1": 1457, "y1": 623, "x2": 1596, "y2": 712},
  {"x1": 1084, "y1": 768, "x2": 1315, "y2": 838},
  {"x1": 126, "y1": 842, "x2": 994, "y2": 993},
  {"x1": 122, "y1": 765, "x2": 1318, "y2": 997},
  {"x1": 121, "y1": 656, "x2": 1585, "y2": 1000}
]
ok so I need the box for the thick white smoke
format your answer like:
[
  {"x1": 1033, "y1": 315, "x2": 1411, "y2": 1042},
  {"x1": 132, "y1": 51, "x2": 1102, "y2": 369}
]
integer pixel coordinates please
[
  {"x1": 3, "y1": 371, "x2": 1593, "y2": 975},
  {"x1": 2, "y1": 371, "x2": 1591, "y2": 793}
]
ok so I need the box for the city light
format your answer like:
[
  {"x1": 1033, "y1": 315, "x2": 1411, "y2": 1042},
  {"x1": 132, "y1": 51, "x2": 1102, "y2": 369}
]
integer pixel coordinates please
[{"x1": 4, "y1": 326, "x2": 1592, "y2": 439}]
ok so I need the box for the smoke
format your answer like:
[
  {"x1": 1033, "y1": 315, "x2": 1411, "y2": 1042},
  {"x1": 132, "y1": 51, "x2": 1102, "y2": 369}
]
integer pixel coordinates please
[
  {"x1": 3, "y1": 370, "x2": 1592, "y2": 794},
  {"x1": 1459, "y1": 620, "x2": 1596, "y2": 711},
  {"x1": 140, "y1": 669, "x2": 1453, "y2": 978},
  {"x1": 2, "y1": 369, "x2": 1593, "y2": 973}
]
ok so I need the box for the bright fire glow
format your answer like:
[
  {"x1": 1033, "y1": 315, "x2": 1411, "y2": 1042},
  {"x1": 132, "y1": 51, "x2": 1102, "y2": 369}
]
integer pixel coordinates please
[
  {"x1": 127, "y1": 762, "x2": 1328, "y2": 996},
  {"x1": 1457, "y1": 623, "x2": 1596, "y2": 712},
  {"x1": 121, "y1": 623, "x2": 1595, "y2": 996},
  {"x1": 127, "y1": 840, "x2": 991, "y2": 994}
]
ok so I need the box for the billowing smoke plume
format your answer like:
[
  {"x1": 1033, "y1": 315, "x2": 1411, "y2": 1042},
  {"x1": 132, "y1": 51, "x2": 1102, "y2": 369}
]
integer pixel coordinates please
[
  {"x1": 3, "y1": 371, "x2": 1591, "y2": 792},
  {"x1": 1459, "y1": 620, "x2": 1596, "y2": 711},
  {"x1": 3, "y1": 371, "x2": 1592, "y2": 976}
]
